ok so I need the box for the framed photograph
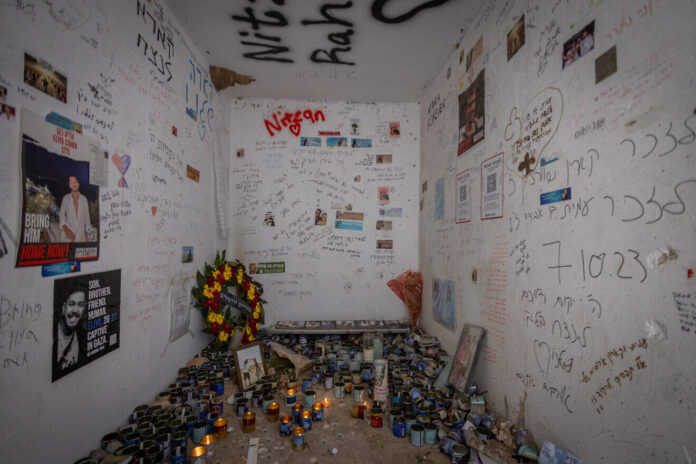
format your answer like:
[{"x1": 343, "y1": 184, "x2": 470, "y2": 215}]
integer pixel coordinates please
[
  {"x1": 234, "y1": 342, "x2": 266, "y2": 391},
  {"x1": 448, "y1": 324, "x2": 486, "y2": 392}
]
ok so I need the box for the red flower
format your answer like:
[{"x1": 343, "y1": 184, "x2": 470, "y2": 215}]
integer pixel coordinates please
[
  {"x1": 250, "y1": 296, "x2": 260, "y2": 308},
  {"x1": 242, "y1": 280, "x2": 250, "y2": 292},
  {"x1": 207, "y1": 277, "x2": 215, "y2": 287},
  {"x1": 205, "y1": 299, "x2": 219, "y2": 311},
  {"x1": 222, "y1": 322, "x2": 231, "y2": 333},
  {"x1": 244, "y1": 275, "x2": 251, "y2": 284},
  {"x1": 217, "y1": 273, "x2": 225, "y2": 284},
  {"x1": 211, "y1": 322, "x2": 220, "y2": 334},
  {"x1": 213, "y1": 290, "x2": 220, "y2": 302},
  {"x1": 231, "y1": 266, "x2": 237, "y2": 275}
]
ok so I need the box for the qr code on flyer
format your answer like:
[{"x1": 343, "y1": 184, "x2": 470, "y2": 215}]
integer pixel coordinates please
[
  {"x1": 459, "y1": 186, "x2": 467, "y2": 201},
  {"x1": 486, "y1": 173, "x2": 496, "y2": 193}
]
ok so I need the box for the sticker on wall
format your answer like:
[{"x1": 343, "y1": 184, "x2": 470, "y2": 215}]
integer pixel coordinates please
[
  {"x1": 186, "y1": 164, "x2": 200, "y2": 183},
  {"x1": 350, "y1": 118, "x2": 360, "y2": 135},
  {"x1": 326, "y1": 136, "x2": 348, "y2": 147},
  {"x1": 236, "y1": 148, "x2": 245, "y2": 158},
  {"x1": 455, "y1": 169, "x2": 472, "y2": 223},
  {"x1": 562, "y1": 20, "x2": 594, "y2": 70},
  {"x1": 389, "y1": 122, "x2": 400, "y2": 138},
  {"x1": 435, "y1": 177, "x2": 445, "y2": 220},
  {"x1": 433, "y1": 278, "x2": 455, "y2": 330},
  {"x1": 168, "y1": 282, "x2": 192, "y2": 344},
  {"x1": 1, "y1": 103, "x2": 15, "y2": 120},
  {"x1": 172, "y1": 126, "x2": 177, "y2": 137},
  {"x1": 263, "y1": 211, "x2": 275, "y2": 226},
  {"x1": 336, "y1": 211, "x2": 364, "y2": 230},
  {"x1": 458, "y1": 70, "x2": 485, "y2": 155},
  {"x1": 595, "y1": 46, "x2": 617, "y2": 84},
  {"x1": 351, "y1": 138, "x2": 372, "y2": 148},
  {"x1": 315, "y1": 208, "x2": 329, "y2": 226},
  {"x1": 378, "y1": 187, "x2": 390, "y2": 205},
  {"x1": 376, "y1": 240, "x2": 393, "y2": 249},
  {"x1": 380, "y1": 207, "x2": 402, "y2": 218},
  {"x1": 24, "y1": 52, "x2": 67, "y2": 103},
  {"x1": 17, "y1": 110, "x2": 100, "y2": 267},
  {"x1": 52, "y1": 269, "x2": 121, "y2": 382},
  {"x1": 112, "y1": 152, "x2": 131, "y2": 188},
  {"x1": 540, "y1": 188, "x2": 571, "y2": 205},
  {"x1": 507, "y1": 15, "x2": 525, "y2": 60},
  {"x1": 42, "y1": 260, "x2": 81, "y2": 277},
  {"x1": 249, "y1": 262, "x2": 285, "y2": 274},
  {"x1": 300, "y1": 136, "x2": 321, "y2": 147},
  {"x1": 319, "y1": 131, "x2": 340, "y2": 136},
  {"x1": 481, "y1": 153, "x2": 504, "y2": 220},
  {"x1": 46, "y1": 112, "x2": 82, "y2": 133},
  {"x1": 376, "y1": 220, "x2": 392, "y2": 230},
  {"x1": 376, "y1": 154, "x2": 392, "y2": 164},
  {"x1": 182, "y1": 246, "x2": 193, "y2": 263}
]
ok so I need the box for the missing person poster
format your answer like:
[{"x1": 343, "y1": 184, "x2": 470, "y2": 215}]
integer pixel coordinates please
[
  {"x1": 455, "y1": 169, "x2": 472, "y2": 223},
  {"x1": 17, "y1": 109, "x2": 101, "y2": 267},
  {"x1": 458, "y1": 70, "x2": 485, "y2": 155},
  {"x1": 481, "y1": 153, "x2": 504, "y2": 220},
  {"x1": 52, "y1": 269, "x2": 120, "y2": 381}
]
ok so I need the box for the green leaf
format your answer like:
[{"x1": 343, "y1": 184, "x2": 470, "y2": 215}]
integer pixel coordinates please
[{"x1": 196, "y1": 271, "x2": 205, "y2": 288}]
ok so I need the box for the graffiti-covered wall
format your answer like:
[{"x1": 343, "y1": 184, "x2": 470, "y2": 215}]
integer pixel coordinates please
[
  {"x1": 0, "y1": 1, "x2": 227, "y2": 462},
  {"x1": 419, "y1": 0, "x2": 696, "y2": 461},
  {"x1": 227, "y1": 99, "x2": 420, "y2": 324}
]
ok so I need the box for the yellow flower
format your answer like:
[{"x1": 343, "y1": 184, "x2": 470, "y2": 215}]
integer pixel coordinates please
[
  {"x1": 223, "y1": 264, "x2": 232, "y2": 281},
  {"x1": 216, "y1": 313, "x2": 224, "y2": 324},
  {"x1": 248, "y1": 334, "x2": 255, "y2": 342},
  {"x1": 255, "y1": 302, "x2": 261, "y2": 312},
  {"x1": 236, "y1": 274, "x2": 242, "y2": 284},
  {"x1": 253, "y1": 310, "x2": 260, "y2": 319},
  {"x1": 219, "y1": 331, "x2": 229, "y2": 342},
  {"x1": 211, "y1": 269, "x2": 221, "y2": 280},
  {"x1": 202, "y1": 285, "x2": 213, "y2": 299},
  {"x1": 255, "y1": 322, "x2": 260, "y2": 330},
  {"x1": 249, "y1": 284, "x2": 255, "y2": 294},
  {"x1": 247, "y1": 290, "x2": 255, "y2": 300},
  {"x1": 207, "y1": 312, "x2": 216, "y2": 323},
  {"x1": 213, "y1": 281, "x2": 222, "y2": 292},
  {"x1": 246, "y1": 325, "x2": 252, "y2": 335}
]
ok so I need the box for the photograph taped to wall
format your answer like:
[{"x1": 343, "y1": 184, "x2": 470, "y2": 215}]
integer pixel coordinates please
[
  {"x1": 18, "y1": 110, "x2": 100, "y2": 267},
  {"x1": 379, "y1": 207, "x2": 402, "y2": 217},
  {"x1": 455, "y1": 169, "x2": 471, "y2": 223},
  {"x1": 336, "y1": 211, "x2": 364, "y2": 221},
  {"x1": 458, "y1": 70, "x2": 485, "y2": 155},
  {"x1": 562, "y1": 21, "x2": 595, "y2": 70},
  {"x1": 376, "y1": 154, "x2": 392, "y2": 164},
  {"x1": 481, "y1": 153, "x2": 504, "y2": 220},
  {"x1": 376, "y1": 239, "x2": 393, "y2": 249},
  {"x1": 351, "y1": 138, "x2": 372, "y2": 148},
  {"x1": 376, "y1": 220, "x2": 392, "y2": 230},
  {"x1": 507, "y1": 15, "x2": 525, "y2": 60},
  {"x1": 595, "y1": 46, "x2": 617, "y2": 84},
  {"x1": 24, "y1": 52, "x2": 67, "y2": 103},
  {"x1": 389, "y1": 122, "x2": 400, "y2": 138},
  {"x1": 1, "y1": 103, "x2": 16, "y2": 120},
  {"x1": 448, "y1": 324, "x2": 485, "y2": 392},
  {"x1": 234, "y1": 342, "x2": 266, "y2": 391},
  {"x1": 378, "y1": 187, "x2": 390, "y2": 205},
  {"x1": 336, "y1": 219, "x2": 363, "y2": 231},
  {"x1": 182, "y1": 246, "x2": 193, "y2": 263},
  {"x1": 326, "y1": 136, "x2": 348, "y2": 147},
  {"x1": 300, "y1": 136, "x2": 321, "y2": 147},
  {"x1": 432, "y1": 278, "x2": 455, "y2": 330},
  {"x1": 315, "y1": 208, "x2": 328, "y2": 226},
  {"x1": 53, "y1": 269, "x2": 120, "y2": 382}
]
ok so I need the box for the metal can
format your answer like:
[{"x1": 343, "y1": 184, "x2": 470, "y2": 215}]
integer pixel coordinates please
[
  {"x1": 353, "y1": 385, "x2": 365, "y2": 403},
  {"x1": 171, "y1": 429, "x2": 188, "y2": 448},
  {"x1": 334, "y1": 382, "x2": 345, "y2": 399},
  {"x1": 311, "y1": 403, "x2": 324, "y2": 421},
  {"x1": 439, "y1": 436, "x2": 459, "y2": 456},
  {"x1": 242, "y1": 411, "x2": 255, "y2": 433},
  {"x1": 280, "y1": 415, "x2": 293, "y2": 436},
  {"x1": 292, "y1": 404, "x2": 303, "y2": 424},
  {"x1": 252, "y1": 391, "x2": 262, "y2": 408},
  {"x1": 424, "y1": 422, "x2": 438, "y2": 444},
  {"x1": 210, "y1": 396, "x2": 223, "y2": 416},
  {"x1": 393, "y1": 415, "x2": 407, "y2": 438},
  {"x1": 324, "y1": 375, "x2": 334, "y2": 390},
  {"x1": 291, "y1": 426, "x2": 305, "y2": 450},
  {"x1": 236, "y1": 398, "x2": 247, "y2": 417},
  {"x1": 300, "y1": 410, "x2": 312, "y2": 430},
  {"x1": 410, "y1": 424, "x2": 424, "y2": 447},
  {"x1": 304, "y1": 390, "x2": 316, "y2": 409},
  {"x1": 404, "y1": 412, "x2": 417, "y2": 434},
  {"x1": 370, "y1": 407, "x2": 383, "y2": 428},
  {"x1": 286, "y1": 388, "x2": 297, "y2": 407},
  {"x1": 302, "y1": 377, "x2": 313, "y2": 393},
  {"x1": 452, "y1": 444, "x2": 469, "y2": 463},
  {"x1": 267, "y1": 402, "x2": 280, "y2": 422},
  {"x1": 213, "y1": 417, "x2": 227, "y2": 439}
]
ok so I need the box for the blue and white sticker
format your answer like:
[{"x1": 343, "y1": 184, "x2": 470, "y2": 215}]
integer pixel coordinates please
[{"x1": 540, "y1": 188, "x2": 571, "y2": 205}]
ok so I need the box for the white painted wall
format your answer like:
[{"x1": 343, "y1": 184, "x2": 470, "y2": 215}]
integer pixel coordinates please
[
  {"x1": 419, "y1": 0, "x2": 696, "y2": 461},
  {"x1": 227, "y1": 98, "x2": 420, "y2": 324},
  {"x1": 0, "y1": 1, "x2": 226, "y2": 462}
]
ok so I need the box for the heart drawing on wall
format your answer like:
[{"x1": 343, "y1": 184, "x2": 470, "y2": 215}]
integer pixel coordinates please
[
  {"x1": 112, "y1": 153, "x2": 131, "y2": 188},
  {"x1": 504, "y1": 87, "x2": 563, "y2": 178},
  {"x1": 533, "y1": 339, "x2": 550, "y2": 377}
]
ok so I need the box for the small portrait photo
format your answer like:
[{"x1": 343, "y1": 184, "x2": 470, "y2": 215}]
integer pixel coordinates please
[
  {"x1": 376, "y1": 239, "x2": 393, "y2": 249},
  {"x1": 314, "y1": 208, "x2": 328, "y2": 226},
  {"x1": 181, "y1": 246, "x2": 193, "y2": 263},
  {"x1": 264, "y1": 211, "x2": 275, "y2": 226},
  {"x1": 234, "y1": 342, "x2": 266, "y2": 391},
  {"x1": 507, "y1": 15, "x2": 525, "y2": 61},
  {"x1": 562, "y1": 20, "x2": 595, "y2": 70},
  {"x1": 24, "y1": 53, "x2": 67, "y2": 103},
  {"x1": 236, "y1": 148, "x2": 245, "y2": 158},
  {"x1": 376, "y1": 154, "x2": 392, "y2": 164},
  {"x1": 389, "y1": 122, "x2": 400, "y2": 138},
  {"x1": 376, "y1": 220, "x2": 392, "y2": 231},
  {"x1": 378, "y1": 187, "x2": 390, "y2": 205}
]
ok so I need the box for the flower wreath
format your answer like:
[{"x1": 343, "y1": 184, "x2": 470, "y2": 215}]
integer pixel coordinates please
[{"x1": 191, "y1": 250, "x2": 265, "y2": 350}]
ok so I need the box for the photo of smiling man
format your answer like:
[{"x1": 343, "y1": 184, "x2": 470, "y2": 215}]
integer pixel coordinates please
[{"x1": 53, "y1": 278, "x2": 88, "y2": 379}]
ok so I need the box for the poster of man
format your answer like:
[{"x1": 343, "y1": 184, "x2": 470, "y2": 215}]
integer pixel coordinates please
[
  {"x1": 17, "y1": 111, "x2": 100, "y2": 267},
  {"x1": 562, "y1": 21, "x2": 595, "y2": 69},
  {"x1": 458, "y1": 70, "x2": 485, "y2": 155},
  {"x1": 24, "y1": 53, "x2": 67, "y2": 103},
  {"x1": 52, "y1": 270, "x2": 120, "y2": 381}
]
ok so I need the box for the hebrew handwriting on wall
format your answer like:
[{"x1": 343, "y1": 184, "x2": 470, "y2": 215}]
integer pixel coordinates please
[
  {"x1": 136, "y1": 1, "x2": 174, "y2": 83},
  {"x1": 504, "y1": 87, "x2": 563, "y2": 178},
  {"x1": 185, "y1": 59, "x2": 213, "y2": 141}
]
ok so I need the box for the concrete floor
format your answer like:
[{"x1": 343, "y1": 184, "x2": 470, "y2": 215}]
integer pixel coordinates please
[{"x1": 205, "y1": 381, "x2": 452, "y2": 464}]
